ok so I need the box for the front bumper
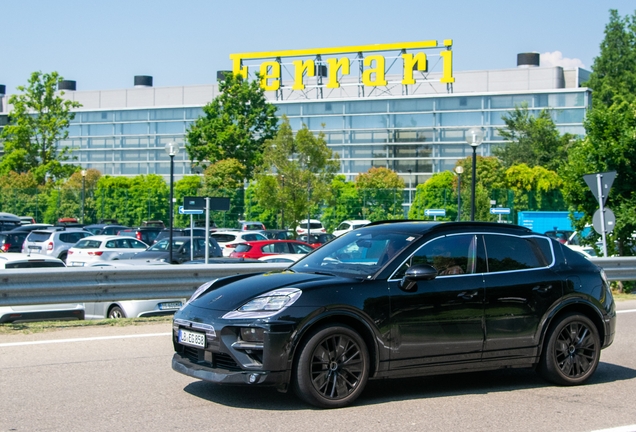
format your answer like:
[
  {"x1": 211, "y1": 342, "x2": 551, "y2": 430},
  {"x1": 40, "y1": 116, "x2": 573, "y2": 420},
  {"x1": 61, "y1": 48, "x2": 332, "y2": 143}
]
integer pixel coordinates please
[{"x1": 172, "y1": 353, "x2": 288, "y2": 387}]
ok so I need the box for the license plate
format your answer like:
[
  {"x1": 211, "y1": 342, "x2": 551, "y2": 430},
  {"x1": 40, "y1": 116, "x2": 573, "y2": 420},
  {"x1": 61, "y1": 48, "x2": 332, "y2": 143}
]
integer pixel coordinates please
[
  {"x1": 69, "y1": 262, "x2": 85, "y2": 267},
  {"x1": 178, "y1": 329, "x2": 206, "y2": 348},
  {"x1": 159, "y1": 301, "x2": 182, "y2": 310}
]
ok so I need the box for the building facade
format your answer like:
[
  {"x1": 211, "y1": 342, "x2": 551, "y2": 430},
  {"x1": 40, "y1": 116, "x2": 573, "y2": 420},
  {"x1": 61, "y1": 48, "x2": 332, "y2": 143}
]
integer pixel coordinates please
[{"x1": 0, "y1": 50, "x2": 591, "y2": 200}]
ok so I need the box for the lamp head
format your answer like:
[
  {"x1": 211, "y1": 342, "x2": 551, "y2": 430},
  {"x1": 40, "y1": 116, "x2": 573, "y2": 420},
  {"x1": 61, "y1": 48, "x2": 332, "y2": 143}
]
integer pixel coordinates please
[
  {"x1": 466, "y1": 127, "x2": 484, "y2": 147},
  {"x1": 455, "y1": 166, "x2": 464, "y2": 174},
  {"x1": 165, "y1": 142, "x2": 179, "y2": 156}
]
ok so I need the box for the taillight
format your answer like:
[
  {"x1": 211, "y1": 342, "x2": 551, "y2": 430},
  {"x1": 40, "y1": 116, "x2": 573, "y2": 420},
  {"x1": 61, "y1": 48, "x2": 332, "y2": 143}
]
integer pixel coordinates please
[
  {"x1": 47, "y1": 241, "x2": 54, "y2": 251},
  {"x1": 1, "y1": 243, "x2": 9, "y2": 252},
  {"x1": 68, "y1": 250, "x2": 74, "y2": 255},
  {"x1": 225, "y1": 243, "x2": 237, "y2": 248},
  {"x1": 136, "y1": 232, "x2": 142, "y2": 241},
  {"x1": 88, "y1": 251, "x2": 103, "y2": 256}
]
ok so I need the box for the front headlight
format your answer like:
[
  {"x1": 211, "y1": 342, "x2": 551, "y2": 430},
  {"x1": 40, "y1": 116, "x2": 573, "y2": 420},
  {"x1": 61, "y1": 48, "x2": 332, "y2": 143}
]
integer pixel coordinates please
[
  {"x1": 222, "y1": 288, "x2": 302, "y2": 319},
  {"x1": 185, "y1": 278, "x2": 218, "y2": 305}
]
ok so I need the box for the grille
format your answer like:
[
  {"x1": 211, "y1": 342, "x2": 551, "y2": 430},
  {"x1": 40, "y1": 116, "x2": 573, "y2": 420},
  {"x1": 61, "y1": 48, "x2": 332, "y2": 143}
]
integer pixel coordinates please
[{"x1": 180, "y1": 346, "x2": 241, "y2": 371}]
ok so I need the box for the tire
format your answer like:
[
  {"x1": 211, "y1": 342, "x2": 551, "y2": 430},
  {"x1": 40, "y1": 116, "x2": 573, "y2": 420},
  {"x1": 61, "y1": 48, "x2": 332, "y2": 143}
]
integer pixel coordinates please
[
  {"x1": 108, "y1": 306, "x2": 126, "y2": 319},
  {"x1": 293, "y1": 325, "x2": 369, "y2": 408},
  {"x1": 538, "y1": 312, "x2": 600, "y2": 385}
]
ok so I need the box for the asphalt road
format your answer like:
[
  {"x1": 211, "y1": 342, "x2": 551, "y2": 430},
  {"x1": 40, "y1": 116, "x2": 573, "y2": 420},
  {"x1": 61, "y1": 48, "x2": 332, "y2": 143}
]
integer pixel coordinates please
[{"x1": 1, "y1": 301, "x2": 636, "y2": 432}]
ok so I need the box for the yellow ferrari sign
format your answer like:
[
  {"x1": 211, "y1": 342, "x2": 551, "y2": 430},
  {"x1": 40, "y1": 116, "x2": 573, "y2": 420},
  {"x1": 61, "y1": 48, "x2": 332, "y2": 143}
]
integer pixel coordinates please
[{"x1": 229, "y1": 40, "x2": 454, "y2": 92}]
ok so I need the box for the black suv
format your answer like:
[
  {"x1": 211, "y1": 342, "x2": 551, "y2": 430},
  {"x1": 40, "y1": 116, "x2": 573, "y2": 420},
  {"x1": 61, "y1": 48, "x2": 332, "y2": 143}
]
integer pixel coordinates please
[{"x1": 172, "y1": 221, "x2": 616, "y2": 408}]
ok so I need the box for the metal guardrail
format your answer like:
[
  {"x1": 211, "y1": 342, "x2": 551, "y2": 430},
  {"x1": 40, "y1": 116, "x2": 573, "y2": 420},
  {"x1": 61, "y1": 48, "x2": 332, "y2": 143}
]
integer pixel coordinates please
[{"x1": 0, "y1": 258, "x2": 633, "y2": 308}]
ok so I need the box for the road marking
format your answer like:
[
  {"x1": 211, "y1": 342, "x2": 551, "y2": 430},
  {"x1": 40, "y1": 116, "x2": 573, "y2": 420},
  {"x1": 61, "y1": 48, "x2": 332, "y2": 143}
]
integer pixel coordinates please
[
  {"x1": 616, "y1": 309, "x2": 636, "y2": 314},
  {"x1": 0, "y1": 332, "x2": 171, "y2": 348},
  {"x1": 591, "y1": 426, "x2": 636, "y2": 432}
]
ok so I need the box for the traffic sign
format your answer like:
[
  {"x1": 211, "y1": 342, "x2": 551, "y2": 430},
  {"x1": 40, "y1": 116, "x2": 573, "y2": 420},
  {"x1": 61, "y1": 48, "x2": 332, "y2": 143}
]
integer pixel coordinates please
[
  {"x1": 490, "y1": 207, "x2": 510, "y2": 215},
  {"x1": 178, "y1": 206, "x2": 203, "y2": 215},
  {"x1": 584, "y1": 171, "x2": 616, "y2": 205},
  {"x1": 183, "y1": 196, "x2": 205, "y2": 210},
  {"x1": 425, "y1": 209, "x2": 446, "y2": 217},
  {"x1": 593, "y1": 208, "x2": 615, "y2": 234}
]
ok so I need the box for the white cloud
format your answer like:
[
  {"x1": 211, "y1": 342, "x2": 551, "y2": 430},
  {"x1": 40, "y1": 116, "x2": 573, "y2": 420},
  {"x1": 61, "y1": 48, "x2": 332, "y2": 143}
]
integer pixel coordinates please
[{"x1": 540, "y1": 51, "x2": 585, "y2": 69}]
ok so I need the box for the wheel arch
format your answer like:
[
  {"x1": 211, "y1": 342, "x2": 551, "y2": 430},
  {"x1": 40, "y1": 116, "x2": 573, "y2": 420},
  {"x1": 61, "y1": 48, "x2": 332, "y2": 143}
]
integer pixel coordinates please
[
  {"x1": 289, "y1": 311, "x2": 381, "y2": 378},
  {"x1": 538, "y1": 299, "x2": 606, "y2": 355},
  {"x1": 107, "y1": 302, "x2": 126, "y2": 318}
]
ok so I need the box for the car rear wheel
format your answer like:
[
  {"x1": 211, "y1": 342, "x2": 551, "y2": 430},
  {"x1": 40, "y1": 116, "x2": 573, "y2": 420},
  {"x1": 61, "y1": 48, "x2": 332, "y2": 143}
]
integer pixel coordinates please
[
  {"x1": 538, "y1": 313, "x2": 600, "y2": 385},
  {"x1": 108, "y1": 306, "x2": 126, "y2": 319},
  {"x1": 58, "y1": 252, "x2": 68, "y2": 263},
  {"x1": 293, "y1": 325, "x2": 369, "y2": 408}
]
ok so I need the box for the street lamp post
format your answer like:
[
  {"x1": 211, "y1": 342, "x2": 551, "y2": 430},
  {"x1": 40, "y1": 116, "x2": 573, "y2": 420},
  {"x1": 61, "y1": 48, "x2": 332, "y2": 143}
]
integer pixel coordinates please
[
  {"x1": 81, "y1": 170, "x2": 86, "y2": 224},
  {"x1": 165, "y1": 142, "x2": 179, "y2": 264},
  {"x1": 407, "y1": 169, "x2": 412, "y2": 206},
  {"x1": 465, "y1": 127, "x2": 484, "y2": 221},
  {"x1": 454, "y1": 166, "x2": 463, "y2": 221}
]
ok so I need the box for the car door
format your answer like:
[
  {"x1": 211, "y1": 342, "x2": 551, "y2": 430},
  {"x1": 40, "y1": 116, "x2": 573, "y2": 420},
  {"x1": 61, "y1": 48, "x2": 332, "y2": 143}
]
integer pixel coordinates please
[
  {"x1": 388, "y1": 234, "x2": 485, "y2": 371},
  {"x1": 481, "y1": 233, "x2": 563, "y2": 360}
]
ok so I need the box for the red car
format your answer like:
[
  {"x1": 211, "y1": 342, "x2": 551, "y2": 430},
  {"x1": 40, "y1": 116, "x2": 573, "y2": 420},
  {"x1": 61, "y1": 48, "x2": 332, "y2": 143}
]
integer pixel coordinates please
[{"x1": 229, "y1": 240, "x2": 314, "y2": 259}]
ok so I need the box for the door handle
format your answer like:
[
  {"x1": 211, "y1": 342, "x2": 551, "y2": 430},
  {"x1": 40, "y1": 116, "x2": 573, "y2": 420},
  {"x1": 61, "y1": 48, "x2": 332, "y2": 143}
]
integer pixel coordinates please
[{"x1": 532, "y1": 285, "x2": 552, "y2": 294}]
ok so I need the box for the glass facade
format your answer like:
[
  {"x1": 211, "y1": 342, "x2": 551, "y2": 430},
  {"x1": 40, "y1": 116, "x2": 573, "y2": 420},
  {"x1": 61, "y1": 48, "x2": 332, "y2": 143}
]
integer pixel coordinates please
[{"x1": 58, "y1": 89, "x2": 589, "y2": 189}]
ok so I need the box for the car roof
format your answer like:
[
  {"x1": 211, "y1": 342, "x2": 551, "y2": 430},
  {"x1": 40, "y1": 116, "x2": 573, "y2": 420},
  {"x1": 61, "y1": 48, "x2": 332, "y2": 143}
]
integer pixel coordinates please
[
  {"x1": 239, "y1": 240, "x2": 311, "y2": 246},
  {"x1": 76, "y1": 235, "x2": 144, "y2": 241},
  {"x1": 362, "y1": 220, "x2": 534, "y2": 236}
]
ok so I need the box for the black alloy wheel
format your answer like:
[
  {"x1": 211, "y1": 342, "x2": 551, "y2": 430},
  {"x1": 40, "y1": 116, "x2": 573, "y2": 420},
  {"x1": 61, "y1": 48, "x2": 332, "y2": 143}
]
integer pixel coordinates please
[
  {"x1": 108, "y1": 306, "x2": 126, "y2": 319},
  {"x1": 538, "y1": 313, "x2": 600, "y2": 385},
  {"x1": 293, "y1": 325, "x2": 369, "y2": 408}
]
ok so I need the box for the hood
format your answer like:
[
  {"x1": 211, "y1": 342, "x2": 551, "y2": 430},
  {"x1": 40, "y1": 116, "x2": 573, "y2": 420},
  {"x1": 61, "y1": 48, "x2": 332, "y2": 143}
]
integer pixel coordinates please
[{"x1": 189, "y1": 271, "x2": 339, "y2": 312}]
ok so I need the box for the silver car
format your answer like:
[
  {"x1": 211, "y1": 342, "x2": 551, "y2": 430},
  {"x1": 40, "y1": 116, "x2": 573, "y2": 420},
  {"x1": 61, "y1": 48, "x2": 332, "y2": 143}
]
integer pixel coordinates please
[
  {"x1": 83, "y1": 260, "x2": 185, "y2": 319},
  {"x1": 22, "y1": 227, "x2": 92, "y2": 262}
]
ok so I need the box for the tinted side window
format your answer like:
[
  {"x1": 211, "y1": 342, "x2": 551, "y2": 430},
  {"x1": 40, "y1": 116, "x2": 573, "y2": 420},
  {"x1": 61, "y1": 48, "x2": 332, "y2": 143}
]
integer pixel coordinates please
[
  {"x1": 483, "y1": 234, "x2": 550, "y2": 272},
  {"x1": 394, "y1": 234, "x2": 476, "y2": 278}
]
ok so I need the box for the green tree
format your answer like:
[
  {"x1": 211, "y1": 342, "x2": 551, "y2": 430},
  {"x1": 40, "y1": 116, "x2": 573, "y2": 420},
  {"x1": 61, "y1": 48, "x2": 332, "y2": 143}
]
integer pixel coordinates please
[
  {"x1": 254, "y1": 118, "x2": 339, "y2": 230},
  {"x1": 0, "y1": 71, "x2": 81, "y2": 184},
  {"x1": 561, "y1": 101, "x2": 636, "y2": 255},
  {"x1": 584, "y1": 9, "x2": 636, "y2": 108},
  {"x1": 56, "y1": 168, "x2": 101, "y2": 224},
  {"x1": 202, "y1": 158, "x2": 246, "y2": 227},
  {"x1": 185, "y1": 73, "x2": 279, "y2": 180},
  {"x1": 494, "y1": 105, "x2": 574, "y2": 172},
  {"x1": 409, "y1": 171, "x2": 456, "y2": 220},
  {"x1": 503, "y1": 164, "x2": 565, "y2": 212},
  {"x1": 355, "y1": 167, "x2": 405, "y2": 221},
  {"x1": 321, "y1": 175, "x2": 363, "y2": 232}
]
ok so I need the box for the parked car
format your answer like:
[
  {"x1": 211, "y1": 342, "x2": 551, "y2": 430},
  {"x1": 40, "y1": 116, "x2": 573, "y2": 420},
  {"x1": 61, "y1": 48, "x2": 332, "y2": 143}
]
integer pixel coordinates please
[
  {"x1": 259, "y1": 229, "x2": 296, "y2": 240},
  {"x1": 0, "y1": 231, "x2": 28, "y2": 253},
  {"x1": 130, "y1": 236, "x2": 222, "y2": 264},
  {"x1": 83, "y1": 223, "x2": 129, "y2": 236},
  {"x1": 21, "y1": 227, "x2": 93, "y2": 262},
  {"x1": 295, "y1": 219, "x2": 326, "y2": 236},
  {"x1": 0, "y1": 212, "x2": 22, "y2": 232},
  {"x1": 9, "y1": 223, "x2": 54, "y2": 233},
  {"x1": 0, "y1": 253, "x2": 84, "y2": 323},
  {"x1": 66, "y1": 235, "x2": 149, "y2": 266},
  {"x1": 210, "y1": 230, "x2": 268, "y2": 256},
  {"x1": 19, "y1": 216, "x2": 36, "y2": 225},
  {"x1": 332, "y1": 219, "x2": 371, "y2": 237},
  {"x1": 238, "y1": 221, "x2": 266, "y2": 231},
  {"x1": 142, "y1": 220, "x2": 165, "y2": 228},
  {"x1": 296, "y1": 233, "x2": 335, "y2": 248},
  {"x1": 172, "y1": 221, "x2": 616, "y2": 408},
  {"x1": 118, "y1": 227, "x2": 164, "y2": 245},
  {"x1": 258, "y1": 253, "x2": 304, "y2": 263},
  {"x1": 154, "y1": 228, "x2": 209, "y2": 243},
  {"x1": 229, "y1": 239, "x2": 314, "y2": 259},
  {"x1": 544, "y1": 229, "x2": 575, "y2": 245}
]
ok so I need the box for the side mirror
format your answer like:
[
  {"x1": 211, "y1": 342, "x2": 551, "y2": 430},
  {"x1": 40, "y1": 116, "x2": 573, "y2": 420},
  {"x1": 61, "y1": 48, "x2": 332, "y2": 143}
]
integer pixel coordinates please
[{"x1": 400, "y1": 264, "x2": 437, "y2": 292}]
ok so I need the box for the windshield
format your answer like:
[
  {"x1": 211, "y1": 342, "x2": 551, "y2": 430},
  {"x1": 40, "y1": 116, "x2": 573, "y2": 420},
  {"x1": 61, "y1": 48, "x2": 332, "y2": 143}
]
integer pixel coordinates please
[{"x1": 290, "y1": 229, "x2": 418, "y2": 279}]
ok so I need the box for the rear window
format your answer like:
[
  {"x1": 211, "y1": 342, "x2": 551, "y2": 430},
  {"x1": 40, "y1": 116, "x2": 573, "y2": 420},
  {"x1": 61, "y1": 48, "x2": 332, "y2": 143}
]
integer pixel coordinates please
[
  {"x1": 211, "y1": 234, "x2": 237, "y2": 243},
  {"x1": 301, "y1": 223, "x2": 323, "y2": 229},
  {"x1": 75, "y1": 240, "x2": 102, "y2": 249},
  {"x1": 5, "y1": 261, "x2": 65, "y2": 268},
  {"x1": 234, "y1": 244, "x2": 252, "y2": 252},
  {"x1": 26, "y1": 232, "x2": 53, "y2": 242}
]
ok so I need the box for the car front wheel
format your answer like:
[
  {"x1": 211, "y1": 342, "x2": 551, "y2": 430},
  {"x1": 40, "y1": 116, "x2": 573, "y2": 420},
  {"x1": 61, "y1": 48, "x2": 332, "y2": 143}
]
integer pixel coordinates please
[
  {"x1": 293, "y1": 325, "x2": 369, "y2": 408},
  {"x1": 538, "y1": 312, "x2": 600, "y2": 385}
]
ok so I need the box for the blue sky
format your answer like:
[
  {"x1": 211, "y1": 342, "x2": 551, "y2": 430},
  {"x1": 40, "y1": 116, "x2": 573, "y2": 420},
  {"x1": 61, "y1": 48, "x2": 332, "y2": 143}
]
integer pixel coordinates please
[{"x1": 2, "y1": 0, "x2": 635, "y2": 93}]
